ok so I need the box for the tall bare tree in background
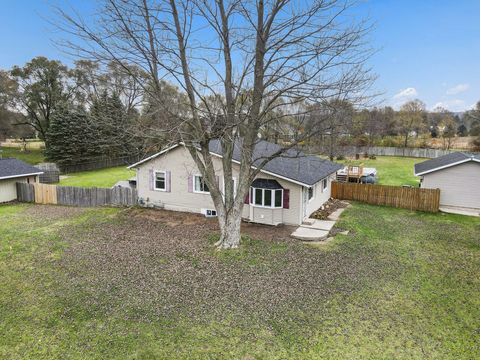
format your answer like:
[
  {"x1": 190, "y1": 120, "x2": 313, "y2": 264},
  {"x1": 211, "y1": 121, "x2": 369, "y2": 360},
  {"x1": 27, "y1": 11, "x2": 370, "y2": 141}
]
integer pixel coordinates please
[
  {"x1": 396, "y1": 99, "x2": 426, "y2": 149},
  {"x1": 56, "y1": 0, "x2": 374, "y2": 248}
]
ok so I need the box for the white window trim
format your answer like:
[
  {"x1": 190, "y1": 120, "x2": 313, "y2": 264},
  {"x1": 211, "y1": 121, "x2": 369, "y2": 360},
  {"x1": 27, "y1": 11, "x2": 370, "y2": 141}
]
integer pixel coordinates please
[
  {"x1": 154, "y1": 170, "x2": 167, "y2": 191},
  {"x1": 321, "y1": 178, "x2": 328, "y2": 193},
  {"x1": 308, "y1": 186, "x2": 315, "y2": 202},
  {"x1": 250, "y1": 187, "x2": 283, "y2": 209},
  {"x1": 193, "y1": 174, "x2": 210, "y2": 194}
]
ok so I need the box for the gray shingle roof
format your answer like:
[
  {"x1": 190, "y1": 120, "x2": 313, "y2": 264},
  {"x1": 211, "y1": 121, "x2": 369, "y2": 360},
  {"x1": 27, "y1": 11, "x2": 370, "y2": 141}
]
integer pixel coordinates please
[
  {"x1": 0, "y1": 158, "x2": 43, "y2": 179},
  {"x1": 414, "y1": 152, "x2": 480, "y2": 175},
  {"x1": 209, "y1": 139, "x2": 342, "y2": 186}
]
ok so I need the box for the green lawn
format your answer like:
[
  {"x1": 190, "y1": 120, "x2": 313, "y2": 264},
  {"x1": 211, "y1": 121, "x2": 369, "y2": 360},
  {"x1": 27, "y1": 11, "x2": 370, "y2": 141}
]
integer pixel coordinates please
[
  {"x1": 59, "y1": 166, "x2": 135, "y2": 188},
  {"x1": 0, "y1": 203, "x2": 479, "y2": 359},
  {"x1": 0, "y1": 147, "x2": 45, "y2": 164},
  {"x1": 337, "y1": 156, "x2": 427, "y2": 186}
]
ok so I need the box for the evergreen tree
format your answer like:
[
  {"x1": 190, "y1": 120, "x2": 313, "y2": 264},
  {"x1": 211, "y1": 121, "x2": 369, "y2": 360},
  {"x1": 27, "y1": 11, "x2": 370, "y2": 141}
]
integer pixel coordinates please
[
  {"x1": 90, "y1": 91, "x2": 136, "y2": 158},
  {"x1": 45, "y1": 108, "x2": 97, "y2": 166},
  {"x1": 457, "y1": 124, "x2": 468, "y2": 137}
]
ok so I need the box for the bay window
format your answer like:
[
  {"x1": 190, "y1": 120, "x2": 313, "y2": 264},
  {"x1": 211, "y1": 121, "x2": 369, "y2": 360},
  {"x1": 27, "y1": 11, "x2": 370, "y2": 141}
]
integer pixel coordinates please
[{"x1": 249, "y1": 179, "x2": 284, "y2": 208}]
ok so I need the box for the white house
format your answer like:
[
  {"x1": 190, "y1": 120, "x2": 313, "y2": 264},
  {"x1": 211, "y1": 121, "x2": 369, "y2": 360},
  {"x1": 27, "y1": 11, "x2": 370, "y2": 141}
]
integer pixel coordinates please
[{"x1": 128, "y1": 140, "x2": 342, "y2": 226}]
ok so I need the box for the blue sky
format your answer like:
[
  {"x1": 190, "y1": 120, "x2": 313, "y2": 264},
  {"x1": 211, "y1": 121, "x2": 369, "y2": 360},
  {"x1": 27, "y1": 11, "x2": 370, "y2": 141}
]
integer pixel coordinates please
[{"x1": 0, "y1": 0, "x2": 478, "y2": 111}]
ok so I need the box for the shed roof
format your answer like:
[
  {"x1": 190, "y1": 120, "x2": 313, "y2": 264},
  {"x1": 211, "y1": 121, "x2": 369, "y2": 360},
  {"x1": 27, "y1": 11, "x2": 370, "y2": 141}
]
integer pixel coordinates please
[
  {"x1": 414, "y1": 152, "x2": 480, "y2": 176},
  {"x1": 0, "y1": 158, "x2": 43, "y2": 180}
]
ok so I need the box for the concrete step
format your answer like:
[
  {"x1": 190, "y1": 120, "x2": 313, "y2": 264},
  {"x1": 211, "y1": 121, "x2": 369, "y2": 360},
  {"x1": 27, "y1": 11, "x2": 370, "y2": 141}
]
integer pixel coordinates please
[
  {"x1": 291, "y1": 227, "x2": 329, "y2": 241},
  {"x1": 300, "y1": 219, "x2": 336, "y2": 231},
  {"x1": 302, "y1": 218, "x2": 315, "y2": 226}
]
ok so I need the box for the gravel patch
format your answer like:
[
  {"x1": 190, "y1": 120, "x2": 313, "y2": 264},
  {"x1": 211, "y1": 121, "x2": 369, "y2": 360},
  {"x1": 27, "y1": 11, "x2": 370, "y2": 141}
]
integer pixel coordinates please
[{"x1": 23, "y1": 204, "x2": 87, "y2": 222}]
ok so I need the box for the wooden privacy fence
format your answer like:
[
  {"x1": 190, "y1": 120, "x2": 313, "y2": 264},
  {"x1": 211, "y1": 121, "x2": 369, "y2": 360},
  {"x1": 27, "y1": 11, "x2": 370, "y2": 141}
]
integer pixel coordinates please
[
  {"x1": 331, "y1": 181, "x2": 440, "y2": 212},
  {"x1": 16, "y1": 183, "x2": 138, "y2": 207},
  {"x1": 58, "y1": 155, "x2": 142, "y2": 173}
]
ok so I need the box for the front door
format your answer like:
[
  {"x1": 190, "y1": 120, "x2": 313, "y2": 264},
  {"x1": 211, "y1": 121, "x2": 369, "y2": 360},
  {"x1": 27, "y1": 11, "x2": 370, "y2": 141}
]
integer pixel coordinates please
[{"x1": 302, "y1": 187, "x2": 309, "y2": 219}]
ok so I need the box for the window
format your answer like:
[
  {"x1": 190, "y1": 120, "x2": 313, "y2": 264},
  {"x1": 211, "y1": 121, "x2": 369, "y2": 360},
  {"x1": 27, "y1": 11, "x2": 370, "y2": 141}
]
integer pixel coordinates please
[
  {"x1": 251, "y1": 188, "x2": 283, "y2": 208},
  {"x1": 255, "y1": 188, "x2": 263, "y2": 205},
  {"x1": 322, "y1": 178, "x2": 328, "y2": 192},
  {"x1": 206, "y1": 209, "x2": 217, "y2": 217},
  {"x1": 274, "y1": 189, "x2": 282, "y2": 207},
  {"x1": 154, "y1": 171, "x2": 166, "y2": 191},
  {"x1": 194, "y1": 175, "x2": 210, "y2": 193},
  {"x1": 308, "y1": 187, "x2": 314, "y2": 201}
]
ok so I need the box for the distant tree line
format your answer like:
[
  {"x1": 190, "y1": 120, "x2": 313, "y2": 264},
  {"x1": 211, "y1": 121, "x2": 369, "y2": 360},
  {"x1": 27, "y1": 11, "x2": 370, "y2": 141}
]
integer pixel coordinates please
[
  {"x1": 1, "y1": 56, "x2": 479, "y2": 167},
  {"x1": 0, "y1": 56, "x2": 186, "y2": 166},
  {"x1": 277, "y1": 98, "x2": 480, "y2": 159}
]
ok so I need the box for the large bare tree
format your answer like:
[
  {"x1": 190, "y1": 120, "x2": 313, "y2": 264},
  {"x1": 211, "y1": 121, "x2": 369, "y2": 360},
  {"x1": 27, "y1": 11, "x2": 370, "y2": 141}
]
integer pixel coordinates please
[{"x1": 56, "y1": 0, "x2": 374, "y2": 248}]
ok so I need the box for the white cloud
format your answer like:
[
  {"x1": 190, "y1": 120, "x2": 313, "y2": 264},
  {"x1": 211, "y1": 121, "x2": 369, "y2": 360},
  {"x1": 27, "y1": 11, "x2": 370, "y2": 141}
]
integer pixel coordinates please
[
  {"x1": 393, "y1": 87, "x2": 418, "y2": 99},
  {"x1": 446, "y1": 83, "x2": 469, "y2": 95},
  {"x1": 430, "y1": 99, "x2": 466, "y2": 112}
]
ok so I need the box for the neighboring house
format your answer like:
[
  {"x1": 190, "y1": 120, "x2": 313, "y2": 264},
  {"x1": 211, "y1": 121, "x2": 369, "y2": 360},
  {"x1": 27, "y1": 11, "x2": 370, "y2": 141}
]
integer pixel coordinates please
[
  {"x1": 0, "y1": 158, "x2": 43, "y2": 203},
  {"x1": 128, "y1": 140, "x2": 342, "y2": 226},
  {"x1": 414, "y1": 152, "x2": 480, "y2": 211}
]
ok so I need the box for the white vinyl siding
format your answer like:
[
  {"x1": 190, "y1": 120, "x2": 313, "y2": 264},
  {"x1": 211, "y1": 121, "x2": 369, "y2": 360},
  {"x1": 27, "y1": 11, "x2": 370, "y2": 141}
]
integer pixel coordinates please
[
  {"x1": 0, "y1": 176, "x2": 36, "y2": 203},
  {"x1": 421, "y1": 162, "x2": 480, "y2": 209}
]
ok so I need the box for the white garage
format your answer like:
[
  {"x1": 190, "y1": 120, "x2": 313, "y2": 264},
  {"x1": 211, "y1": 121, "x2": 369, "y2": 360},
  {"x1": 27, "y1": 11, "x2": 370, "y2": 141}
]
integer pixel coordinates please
[
  {"x1": 0, "y1": 158, "x2": 43, "y2": 203},
  {"x1": 415, "y1": 152, "x2": 480, "y2": 214}
]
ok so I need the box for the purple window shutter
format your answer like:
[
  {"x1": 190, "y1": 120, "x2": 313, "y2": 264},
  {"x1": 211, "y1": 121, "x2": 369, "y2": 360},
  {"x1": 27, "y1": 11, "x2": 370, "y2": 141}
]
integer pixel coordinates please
[
  {"x1": 149, "y1": 169, "x2": 154, "y2": 191},
  {"x1": 283, "y1": 189, "x2": 290, "y2": 209},
  {"x1": 166, "y1": 171, "x2": 171, "y2": 192},
  {"x1": 188, "y1": 175, "x2": 193, "y2": 193}
]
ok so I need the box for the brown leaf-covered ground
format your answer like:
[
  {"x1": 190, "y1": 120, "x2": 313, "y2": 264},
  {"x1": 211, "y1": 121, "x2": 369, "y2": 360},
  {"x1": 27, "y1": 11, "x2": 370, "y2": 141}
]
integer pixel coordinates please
[{"x1": 59, "y1": 208, "x2": 379, "y2": 325}]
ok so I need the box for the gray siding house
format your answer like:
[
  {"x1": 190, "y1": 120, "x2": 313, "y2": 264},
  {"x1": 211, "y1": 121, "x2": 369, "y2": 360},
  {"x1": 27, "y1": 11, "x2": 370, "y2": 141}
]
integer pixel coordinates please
[
  {"x1": 129, "y1": 140, "x2": 342, "y2": 226},
  {"x1": 414, "y1": 152, "x2": 480, "y2": 211},
  {"x1": 0, "y1": 158, "x2": 43, "y2": 203}
]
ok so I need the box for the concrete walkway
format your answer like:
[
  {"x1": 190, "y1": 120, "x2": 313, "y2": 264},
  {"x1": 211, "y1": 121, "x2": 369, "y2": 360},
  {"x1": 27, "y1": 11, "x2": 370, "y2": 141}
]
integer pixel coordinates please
[
  {"x1": 291, "y1": 205, "x2": 350, "y2": 241},
  {"x1": 291, "y1": 220, "x2": 335, "y2": 241}
]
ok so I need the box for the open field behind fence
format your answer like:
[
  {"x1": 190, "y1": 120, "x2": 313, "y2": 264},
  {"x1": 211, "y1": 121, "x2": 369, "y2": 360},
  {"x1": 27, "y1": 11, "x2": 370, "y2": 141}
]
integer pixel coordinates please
[
  {"x1": 331, "y1": 181, "x2": 440, "y2": 212},
  {"x1": 335, "y1": 146, "x2": 459, "y2": 158},
  {"x1": 16, "y1": 182, "x2": 137, "y2": 207}
]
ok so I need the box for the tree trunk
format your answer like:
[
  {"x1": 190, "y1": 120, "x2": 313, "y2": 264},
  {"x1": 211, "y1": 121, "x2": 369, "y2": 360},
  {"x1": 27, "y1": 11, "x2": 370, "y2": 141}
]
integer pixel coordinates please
[{"x1": 216, "y1": 209, "x2": 242, "y2": 249}]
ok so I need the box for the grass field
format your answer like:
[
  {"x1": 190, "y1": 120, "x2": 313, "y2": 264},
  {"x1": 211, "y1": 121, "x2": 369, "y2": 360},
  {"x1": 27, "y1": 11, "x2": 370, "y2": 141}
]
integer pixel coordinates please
[
  {"x1": 59, "y1": 166, "x2": 135, "y2": 188},
  {"x1": 337, "y1": 156, "x2": 427, "y2": 186},
  {"x1": 0, "y1": 147, "x2": 45, "y2": 164},
  {"x1": 1, "y1": 203, "x2": 478, "y2": 359}
]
